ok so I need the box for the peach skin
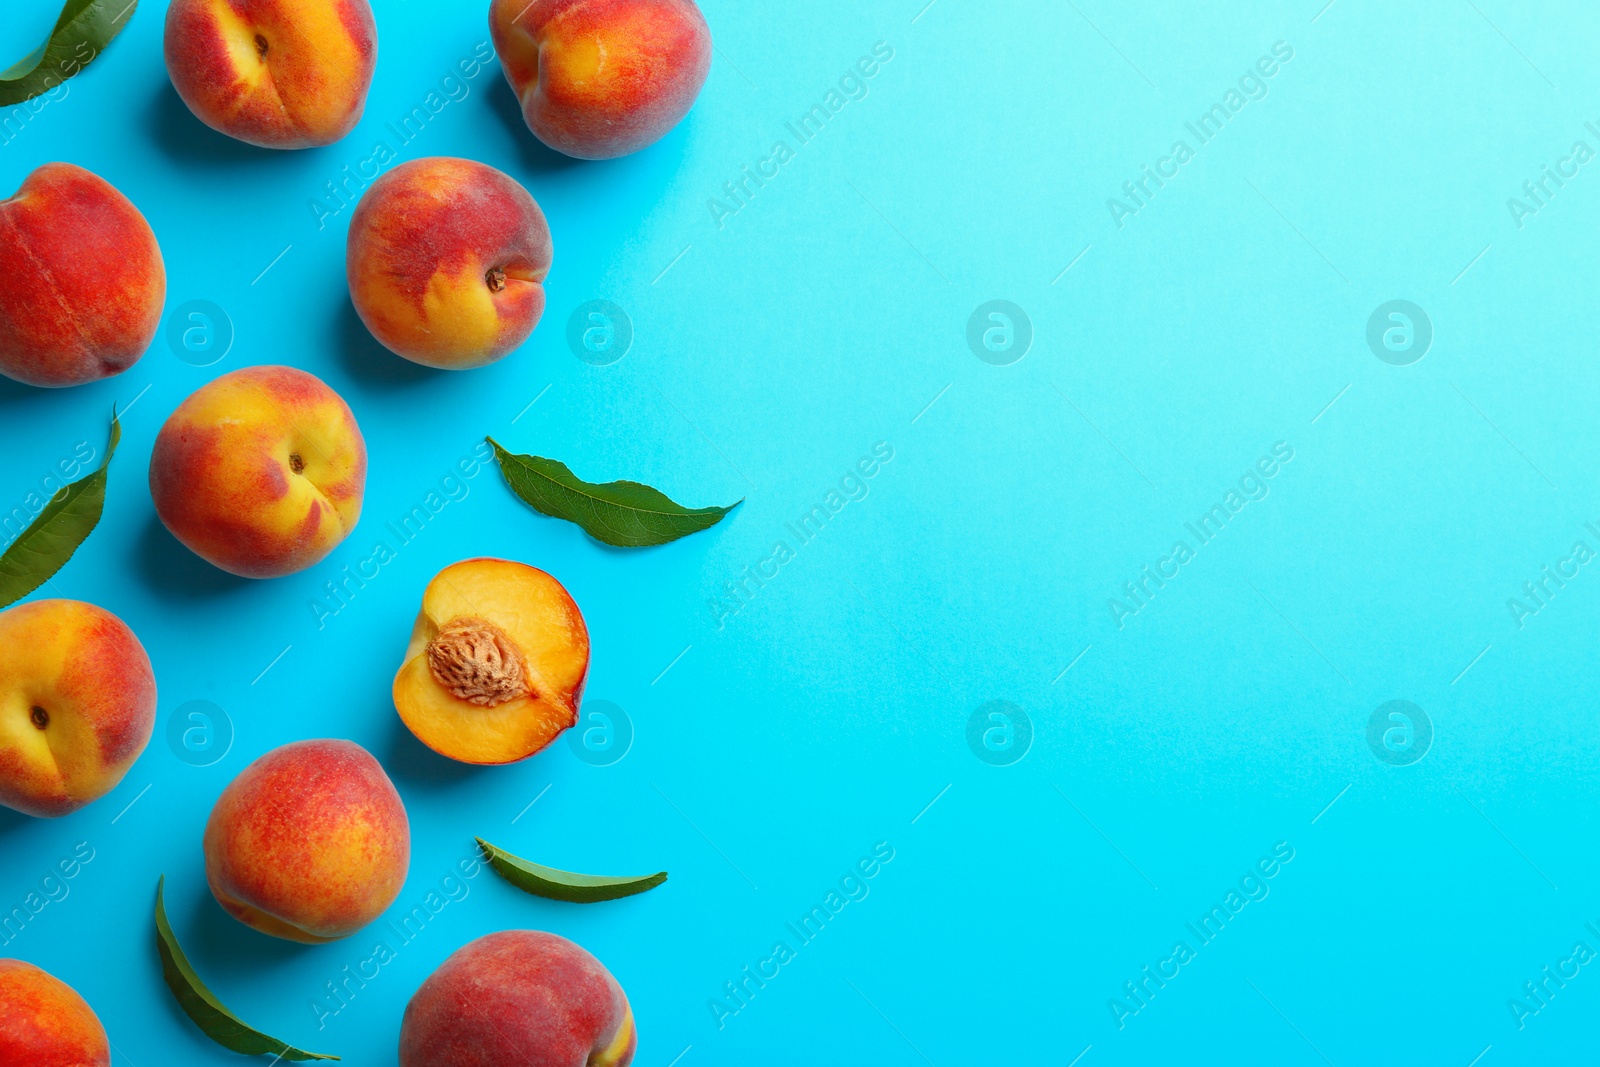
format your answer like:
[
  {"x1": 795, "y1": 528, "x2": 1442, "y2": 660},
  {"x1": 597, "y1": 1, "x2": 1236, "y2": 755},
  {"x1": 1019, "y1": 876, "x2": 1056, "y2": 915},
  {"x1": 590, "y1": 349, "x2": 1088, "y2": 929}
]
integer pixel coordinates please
[
  {"x1": 393, "y1": 559, "x2": 589, "y2": 764},
  {"x1": 400, "y1": 930, "x2": 635, "y2": 1067},
  {"x1": 0, "y1": 163, "x2": 166, "y2": 388},
  {"x1": 347, "y1": 158, "x2": 552, "y2": 369},
  {"x1": 204, "y1": 739, "x2": 410, "y2": 943},
  {"x1": 0, "y1": 960, "x2": 110, "y2": 1067},
  {"x1": 164, "y1": 0, "x2": 378, "y2": 149},
  {"x1": 149, "y1": 365, "x2": 366, "y2": 578},
  {"x1": 489, "y1": 0, "x2": 712, "y2": 159},
  {"x1": 0, "y1": 600, "x2": 157, "y2": 819}
]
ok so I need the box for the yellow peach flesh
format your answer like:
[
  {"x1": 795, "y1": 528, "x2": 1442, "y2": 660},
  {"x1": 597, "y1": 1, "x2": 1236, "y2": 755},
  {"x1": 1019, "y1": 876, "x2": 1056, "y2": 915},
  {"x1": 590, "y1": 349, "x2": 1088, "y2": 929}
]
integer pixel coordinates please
[{"x1": 394, "y1": 559, "x2": 588, "y2": 764}]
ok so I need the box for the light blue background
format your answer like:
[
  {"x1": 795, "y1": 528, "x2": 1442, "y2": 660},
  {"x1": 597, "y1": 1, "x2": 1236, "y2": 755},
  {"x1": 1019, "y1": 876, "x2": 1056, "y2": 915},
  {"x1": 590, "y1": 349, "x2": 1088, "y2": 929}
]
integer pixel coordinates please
[{"x1": 2, "y1": 0, "x2": 1599, "y2": 1063}]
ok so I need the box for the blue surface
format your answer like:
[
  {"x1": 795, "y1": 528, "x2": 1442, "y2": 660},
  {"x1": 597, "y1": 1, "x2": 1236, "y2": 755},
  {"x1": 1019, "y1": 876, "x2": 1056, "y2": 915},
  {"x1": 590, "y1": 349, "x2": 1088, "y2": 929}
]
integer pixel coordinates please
[{"x1": 4, "y1": 0, "x2": 1600, "y2": 1063}]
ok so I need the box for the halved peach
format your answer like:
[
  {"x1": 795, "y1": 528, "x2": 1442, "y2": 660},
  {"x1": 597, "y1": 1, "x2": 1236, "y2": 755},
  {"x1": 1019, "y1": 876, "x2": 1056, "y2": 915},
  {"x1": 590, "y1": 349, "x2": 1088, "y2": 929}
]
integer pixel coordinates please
[{"x1": 393, "y1": 559, "x2": 588, "y2": 764}]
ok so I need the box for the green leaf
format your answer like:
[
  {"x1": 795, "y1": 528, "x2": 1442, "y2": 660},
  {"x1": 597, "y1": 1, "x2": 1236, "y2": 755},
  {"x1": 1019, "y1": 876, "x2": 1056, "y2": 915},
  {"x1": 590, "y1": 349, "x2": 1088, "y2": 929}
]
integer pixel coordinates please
[
  {"x1": 0, "y1": 0, "x2": 139, "y2": 107},
  {"x1": 488, "y1": 438, "x2": 738, "y2": 548},
  {"x1": 155, "y1": 878, "x2": 339, "y2": 1062},
  {"x1": 478, "y1": 837, "x2": 667, "y2": 903},
  {"x1": 0, "y1": 409, "x2": 119, "y2": 610}
]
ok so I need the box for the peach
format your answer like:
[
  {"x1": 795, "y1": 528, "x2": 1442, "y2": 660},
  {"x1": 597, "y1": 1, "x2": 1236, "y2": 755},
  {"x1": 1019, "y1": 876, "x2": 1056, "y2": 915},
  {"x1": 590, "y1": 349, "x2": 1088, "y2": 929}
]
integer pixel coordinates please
[
  {"x1": 347, "y1": 158, "x2": 552, "y2": 369},
  {"x1": 400, "y1": 931, "x2": 634, "y2": 1067},
  {"x1": 393, "y1": 559, "x2": 589, "y2": 765},
  {"x1": 0, "y1": 600, "x2": 156, "y2": 819},
  {"x1": 0, "y1": 960, "x2": 110, "y2": 1067},
  {"x1": 163, "y1": 0, "x2": 377, "y2": 149},
  {"x1": 204, "y1": 739, "x2": 409, "y2": 943},
  {"x1": 489, "y1": 0, "x2": 712, "y2": 159},
  {"x1": 149, "y1": 365, "x2": 366, "y2": 578},
  {"x1": 0, "y1": 163, "x2": 165, "y2": 388}
]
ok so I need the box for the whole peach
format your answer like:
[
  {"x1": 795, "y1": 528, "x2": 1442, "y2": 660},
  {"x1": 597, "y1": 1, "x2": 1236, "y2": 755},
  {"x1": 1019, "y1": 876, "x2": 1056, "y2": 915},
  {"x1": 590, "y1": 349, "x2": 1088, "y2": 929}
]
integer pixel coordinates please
[
  {"x1": 0, "y1": 600, "x2": 157, "y2": 819},
  {"x1": 164, "y1": 0, "x2": 377, "y2": 148},
  {"x1": 347, "y1": 158, "x2": 552, "y2": 369},
  {"x1": 0, "y1": 960, "x2": 110, "y2": 1067},
  {"x1": 149, "y1": 365, "x2": 366, "y2": 578},
  {"x1": 400, "y1": 931, "x2": 635, "y2": 1067},
  {"x1": 490, "y1": 0, "x2": 711, "y2": 159},
  {"x1": 204, "y1": 739, "x2": 409, "y2": 943},
  {"x1": 0, "y1": 163, "x2": 165, "y2": 388}
]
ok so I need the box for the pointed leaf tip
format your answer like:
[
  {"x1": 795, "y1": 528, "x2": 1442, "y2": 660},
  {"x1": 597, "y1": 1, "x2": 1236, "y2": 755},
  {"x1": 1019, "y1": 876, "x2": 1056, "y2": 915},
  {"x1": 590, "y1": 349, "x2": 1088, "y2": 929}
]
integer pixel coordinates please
[
  {"x1": 478, "y1": 837, "x2": 668, "y2": 903},
  {"x1": 0, "y1": 408, "x2": 120, "y2": 609},
  {"x1": 0, "y1": 0, "x2": 140, "y2": 107},
  {"x1": 488, "y1": 437, "x2": 737, "y2": 548},
  {"x1": 154, "y1": 877, "x2": 340, "y2": 1061}
]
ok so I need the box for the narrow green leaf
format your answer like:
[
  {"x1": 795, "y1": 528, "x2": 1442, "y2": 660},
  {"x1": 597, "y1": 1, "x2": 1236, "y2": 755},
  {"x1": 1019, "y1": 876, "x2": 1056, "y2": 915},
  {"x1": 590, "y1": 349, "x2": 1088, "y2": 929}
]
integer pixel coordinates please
[
  {"x1": 155, "y1": 878, "x2": 339, "y2": 1062},
  {"x1": 0, "y1": 0, "x2": 139, "y2": 107},
  {"x1": 478, "y1": 838, "x2": 667, "y2": 903},
  {"x1": 488, "y1": 437, "x2": 738, "y2": 548},
  {"x1": 0, "y1": 410, "x2": 119, "y2": 609}
]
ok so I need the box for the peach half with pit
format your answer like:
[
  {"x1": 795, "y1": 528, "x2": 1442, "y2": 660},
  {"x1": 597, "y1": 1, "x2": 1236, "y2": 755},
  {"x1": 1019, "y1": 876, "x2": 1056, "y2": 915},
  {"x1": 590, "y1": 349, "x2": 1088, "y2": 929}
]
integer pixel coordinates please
[{"x1": 393, "y1": 558, "x2": 589, "y2": 765}]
